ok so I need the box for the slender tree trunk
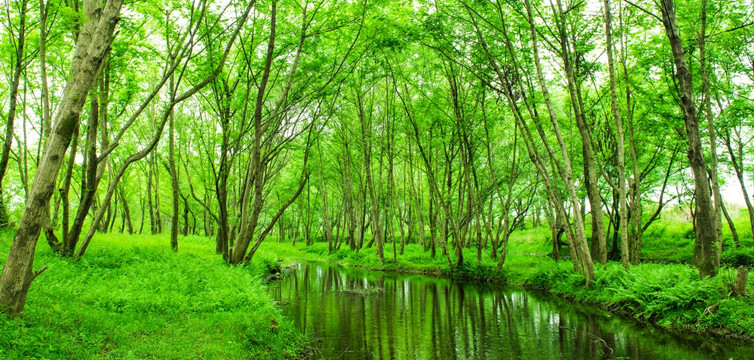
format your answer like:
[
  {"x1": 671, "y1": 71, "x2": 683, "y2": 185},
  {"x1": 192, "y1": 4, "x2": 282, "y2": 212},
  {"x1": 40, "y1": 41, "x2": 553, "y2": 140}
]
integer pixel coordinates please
[
  {"x1": 230, "y1": 0, "x2": 280, "y2": 264},
  {"x1": 358, "y1": 91, "x2": 384, "y2": 264},
  {"x1": 39, "y1": 0, "x2": 51, "y2": 145},
  {"x1": 482, "y1": 0, "x2": 595, "y2": 282},
  {"x1": 154, "y1": 155, "x2": 162, "y2": 234},
  {"x1": 147, "y1": 159, "x2": 156, "y2": 234},
  {"x1": 318, "y1": 139, "x2": 334, "y2": 253},
  {"x1": 624, "y1": 33, "x2": 643, "y2": 263},
  {"x1": 723, "y1": 131, "x2": 754, "y2": 245},
  {"x1": 182, "y1": 195, "x2": 189, "y2": 236},
  {"x1": 603, "y1": 0, "x2": 629, "y2": 268},
  {"x1": 59, "y1": 126, "x2": 80, "y2": 243},
  {"x1": 385, "y1": 99, "x2": 398, "y2": 261},
  {"x1": 120, "y1": 185, "x2": 134, "y2": 234},
  {"x1": 139, "y1": 198, "x2": 145, "y2": 234},
  {"x1": 721, "y1": 201, "x2": 740, "y2": 248},
  {"x1": 109, "y1": 192, "x2": 119, "y2": 231},
  {"x1": 63, "y1": 90, "x2": 102, "y2": 255},
  {"x1": 525, "y1": 0, "x2": 594, "y2": 281},
  {"x1": 215, "y1": 95, "x2": 231, "y2": 257},
  {"x1": 168, "y1": 77, "x2": 179, "y2": 251},
  {"x1": 554, "y1": 0, "x2": 606, "y2": 265},
  {"x1": 699, "y1": 0, "x2": 723, "y2": 264},
  {"x1": 660, "y1": 0, "x2": 718, "y2": 278}
]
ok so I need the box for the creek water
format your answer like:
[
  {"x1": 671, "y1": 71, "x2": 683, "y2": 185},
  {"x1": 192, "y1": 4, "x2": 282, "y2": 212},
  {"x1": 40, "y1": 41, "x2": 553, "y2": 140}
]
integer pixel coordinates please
[{"x1": 268, "y1": 261, "x2": 753, "y2": 359}]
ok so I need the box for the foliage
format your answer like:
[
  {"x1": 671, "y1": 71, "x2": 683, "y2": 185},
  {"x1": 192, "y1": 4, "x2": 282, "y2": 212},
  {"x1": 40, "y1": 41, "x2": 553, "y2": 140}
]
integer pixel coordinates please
[{"x1": 0, "y1": 230, "x2": 306, "y2": 359}]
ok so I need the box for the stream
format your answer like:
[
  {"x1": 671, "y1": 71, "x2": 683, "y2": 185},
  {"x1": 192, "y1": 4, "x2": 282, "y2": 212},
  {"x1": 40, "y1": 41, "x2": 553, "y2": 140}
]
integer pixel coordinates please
[{"x1": 269, "y1": 261, "x2": 753, "y2": 359}]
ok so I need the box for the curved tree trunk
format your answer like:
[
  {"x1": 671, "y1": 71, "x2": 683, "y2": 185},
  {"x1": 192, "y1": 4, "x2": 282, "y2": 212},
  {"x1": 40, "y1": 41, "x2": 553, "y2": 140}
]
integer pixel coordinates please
[{"x1": 0, "y1": 0, "x2": 123, "y2": 315}]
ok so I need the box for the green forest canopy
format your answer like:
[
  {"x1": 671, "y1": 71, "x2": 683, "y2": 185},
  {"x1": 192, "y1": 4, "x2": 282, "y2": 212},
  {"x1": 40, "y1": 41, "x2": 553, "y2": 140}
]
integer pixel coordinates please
[{"x1": 0, "y1": 0, "x2": 752, "y2": 313}]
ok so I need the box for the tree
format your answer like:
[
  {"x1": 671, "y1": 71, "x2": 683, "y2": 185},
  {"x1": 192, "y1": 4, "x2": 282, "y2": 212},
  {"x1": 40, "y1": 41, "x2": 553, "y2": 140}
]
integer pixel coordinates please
[
  {"x1": 659, "y1": 0, "x2": 718, "y2": 278},
  {"x1": 0, "y1": 0, "x2": 124, "y2": 314}
]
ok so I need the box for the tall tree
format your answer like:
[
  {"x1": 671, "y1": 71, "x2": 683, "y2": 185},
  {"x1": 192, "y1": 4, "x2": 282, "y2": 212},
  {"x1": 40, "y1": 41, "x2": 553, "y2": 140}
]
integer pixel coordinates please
[
  {"x1": 0, "y1": 0, "x2": 124, "y2": 314},
  {"x1": 659, "y1": 0, "x2": 718, "y2": 278}
]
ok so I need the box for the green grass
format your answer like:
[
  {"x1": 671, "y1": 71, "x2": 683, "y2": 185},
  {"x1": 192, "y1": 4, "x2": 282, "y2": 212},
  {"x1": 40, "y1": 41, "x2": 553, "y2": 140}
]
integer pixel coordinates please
[
  {"x1": 0, "y1": 230, "x2": 306, "y2": 359},
  {"x1": 641, "y1": 207, "x2": 754, "y2": 264}
]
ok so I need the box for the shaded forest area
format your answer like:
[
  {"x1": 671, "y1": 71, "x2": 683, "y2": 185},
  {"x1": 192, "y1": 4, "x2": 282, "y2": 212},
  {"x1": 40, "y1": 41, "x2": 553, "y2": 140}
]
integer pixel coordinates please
[{"x1": 0, "y1": 0, "x2": 752, "y2": 338}]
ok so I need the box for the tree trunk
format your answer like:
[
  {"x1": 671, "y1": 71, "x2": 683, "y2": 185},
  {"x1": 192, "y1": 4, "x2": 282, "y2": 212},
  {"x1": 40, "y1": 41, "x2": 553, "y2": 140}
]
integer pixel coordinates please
[
  {"x1": 63, "y1": 89, "x2": 103, "y2": 255},
  {"x1": 358, "y1": 91, "x2": 384, "y2": 264},
  {"x1": 318, "y1": 139, "x2": 334, "y2": 253},
  {"x1": 0, "y1": 0, "x2": 123, "y2": 314},
  {"x1": 39, "y1": 0, "x2": 52, "y2": 145},
  {"x1": 492, "y1": 0, "x2": 595, "y2": 282},
  {"x1": 554, "y1": 0, "x2": 606, "y2": 265},
  {"x1": 139, "y1": 198, "x2": 145, "y2": 234},
  {"x1": 120, "y1": 185, "x2": 134, "y2": 234},
  {"x1": 182, "y1": 195, "x2": 189, "y2": 236},
  {"x1": 214, "y1": 83, "x2": 231, "y2": 257},
  {"x1": 659, "y1": 0, "x2": 718, "y2": 278},
  {"x1": 58, "y1": 125, "x2": 80, "y2": 244},
  {"x1": 603, "y1": 0, "x2": 629, "y2": 268},
  {"x1": 733, "y1": 267, "x2": 748, "y2": 297},
  {"x1": 168, "y1": 78, "x2": 179, "y2": 252},
  {"x1": 699, "y1": 0, "x2": 723, "y2": 266},
  {"x1": 230, "y1": 0, "x2": 282, "y2": 264},
  {"x1": 723, "y1": 131, "x2": 754, "y2": 245},
  {"x1": 147, "y1": 158, "x2": 156, "y2": 234},
  {"x1": 154, "y1": 155, "x2": 162, "y2": 234},
  {"x1": 721, "y1": 201, "x2": 740, "y2": 248}
]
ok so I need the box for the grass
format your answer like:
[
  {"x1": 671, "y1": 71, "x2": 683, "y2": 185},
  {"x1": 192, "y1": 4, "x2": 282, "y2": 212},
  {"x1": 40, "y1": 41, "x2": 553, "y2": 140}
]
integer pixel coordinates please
[
  {"x1": 641, "y1": 207, "x2": 754, "y2": 264},
  {"x1": 0, "y1": 229, "x2": 306, "y2": 359},
  {"x1": 259, "y1": 218, "x2": 754, "y2": 340}
]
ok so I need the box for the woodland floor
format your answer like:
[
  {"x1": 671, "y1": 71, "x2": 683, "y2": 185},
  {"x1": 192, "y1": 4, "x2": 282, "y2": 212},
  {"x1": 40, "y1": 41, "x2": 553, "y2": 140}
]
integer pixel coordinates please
[{"x1": 0, "y1": 229, "x2": 306, "y2": 359}]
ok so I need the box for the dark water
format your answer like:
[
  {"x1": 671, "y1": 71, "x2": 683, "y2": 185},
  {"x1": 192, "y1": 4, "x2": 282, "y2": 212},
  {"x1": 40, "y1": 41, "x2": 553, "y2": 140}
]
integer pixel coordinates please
[{"x1": 269, "y1": 262, "x2": 753, "y2": 359}]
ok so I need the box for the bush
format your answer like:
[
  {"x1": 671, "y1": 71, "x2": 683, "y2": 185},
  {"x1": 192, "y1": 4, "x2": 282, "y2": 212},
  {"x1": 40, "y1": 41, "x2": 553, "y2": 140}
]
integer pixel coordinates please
[{"x1": 605, "y1": 264, "x2": 719, "y2": 322}]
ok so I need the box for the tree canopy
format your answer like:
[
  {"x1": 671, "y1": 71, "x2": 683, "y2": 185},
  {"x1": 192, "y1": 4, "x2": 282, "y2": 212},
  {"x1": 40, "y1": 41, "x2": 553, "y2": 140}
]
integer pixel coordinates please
[{"x1": 0, "y1": 0, "x2": 752, "y2": 313}]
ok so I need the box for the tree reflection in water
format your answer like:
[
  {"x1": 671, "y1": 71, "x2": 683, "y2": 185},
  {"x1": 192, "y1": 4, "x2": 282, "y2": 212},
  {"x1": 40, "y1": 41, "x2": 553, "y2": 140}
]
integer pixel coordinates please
[{"x1": 268, "y1": 262, "x2": 749, "y2": 360}]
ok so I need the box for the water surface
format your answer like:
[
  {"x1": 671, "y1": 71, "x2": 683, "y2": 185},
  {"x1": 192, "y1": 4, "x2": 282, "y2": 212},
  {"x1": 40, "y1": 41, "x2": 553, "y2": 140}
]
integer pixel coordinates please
[{"x1": 269, "y1": 262, "x2": 752, "y2": 359}]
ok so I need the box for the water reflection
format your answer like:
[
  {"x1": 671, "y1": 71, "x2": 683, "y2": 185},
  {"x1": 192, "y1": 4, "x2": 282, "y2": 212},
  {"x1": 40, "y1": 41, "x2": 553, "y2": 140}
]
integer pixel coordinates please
[{"x1": 269, "y1": 262, "x2": 750, "y2": 359}]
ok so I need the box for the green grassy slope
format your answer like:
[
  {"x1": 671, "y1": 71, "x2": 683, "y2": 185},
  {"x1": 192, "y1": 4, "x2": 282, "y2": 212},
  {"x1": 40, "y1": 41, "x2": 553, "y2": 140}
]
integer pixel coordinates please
[{"x1": 0, "y1": 230, "x2": 305, "y2": 360}]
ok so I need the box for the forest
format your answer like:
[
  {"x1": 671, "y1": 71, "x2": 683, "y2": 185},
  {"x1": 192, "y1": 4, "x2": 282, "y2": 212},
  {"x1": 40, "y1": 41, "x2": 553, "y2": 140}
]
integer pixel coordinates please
[{"x1": 0, "y1": 0, "x2": 753, "y2": 358}]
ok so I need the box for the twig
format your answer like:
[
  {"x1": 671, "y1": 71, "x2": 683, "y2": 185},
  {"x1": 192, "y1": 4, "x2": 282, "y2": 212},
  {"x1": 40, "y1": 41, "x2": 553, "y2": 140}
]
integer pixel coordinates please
[
  {"x1": 33, "y1": 265, "x2": 48, "y2": 279},
  {"x1": 622, "y1": 0, "x2": 662, "y2": 22}
]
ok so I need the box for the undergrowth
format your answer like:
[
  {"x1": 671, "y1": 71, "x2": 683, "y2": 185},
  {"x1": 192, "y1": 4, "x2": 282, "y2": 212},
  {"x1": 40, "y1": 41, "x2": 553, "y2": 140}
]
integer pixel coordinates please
[{"x1": 0, "y1": 230, "x2": 306, "y2": 359}]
